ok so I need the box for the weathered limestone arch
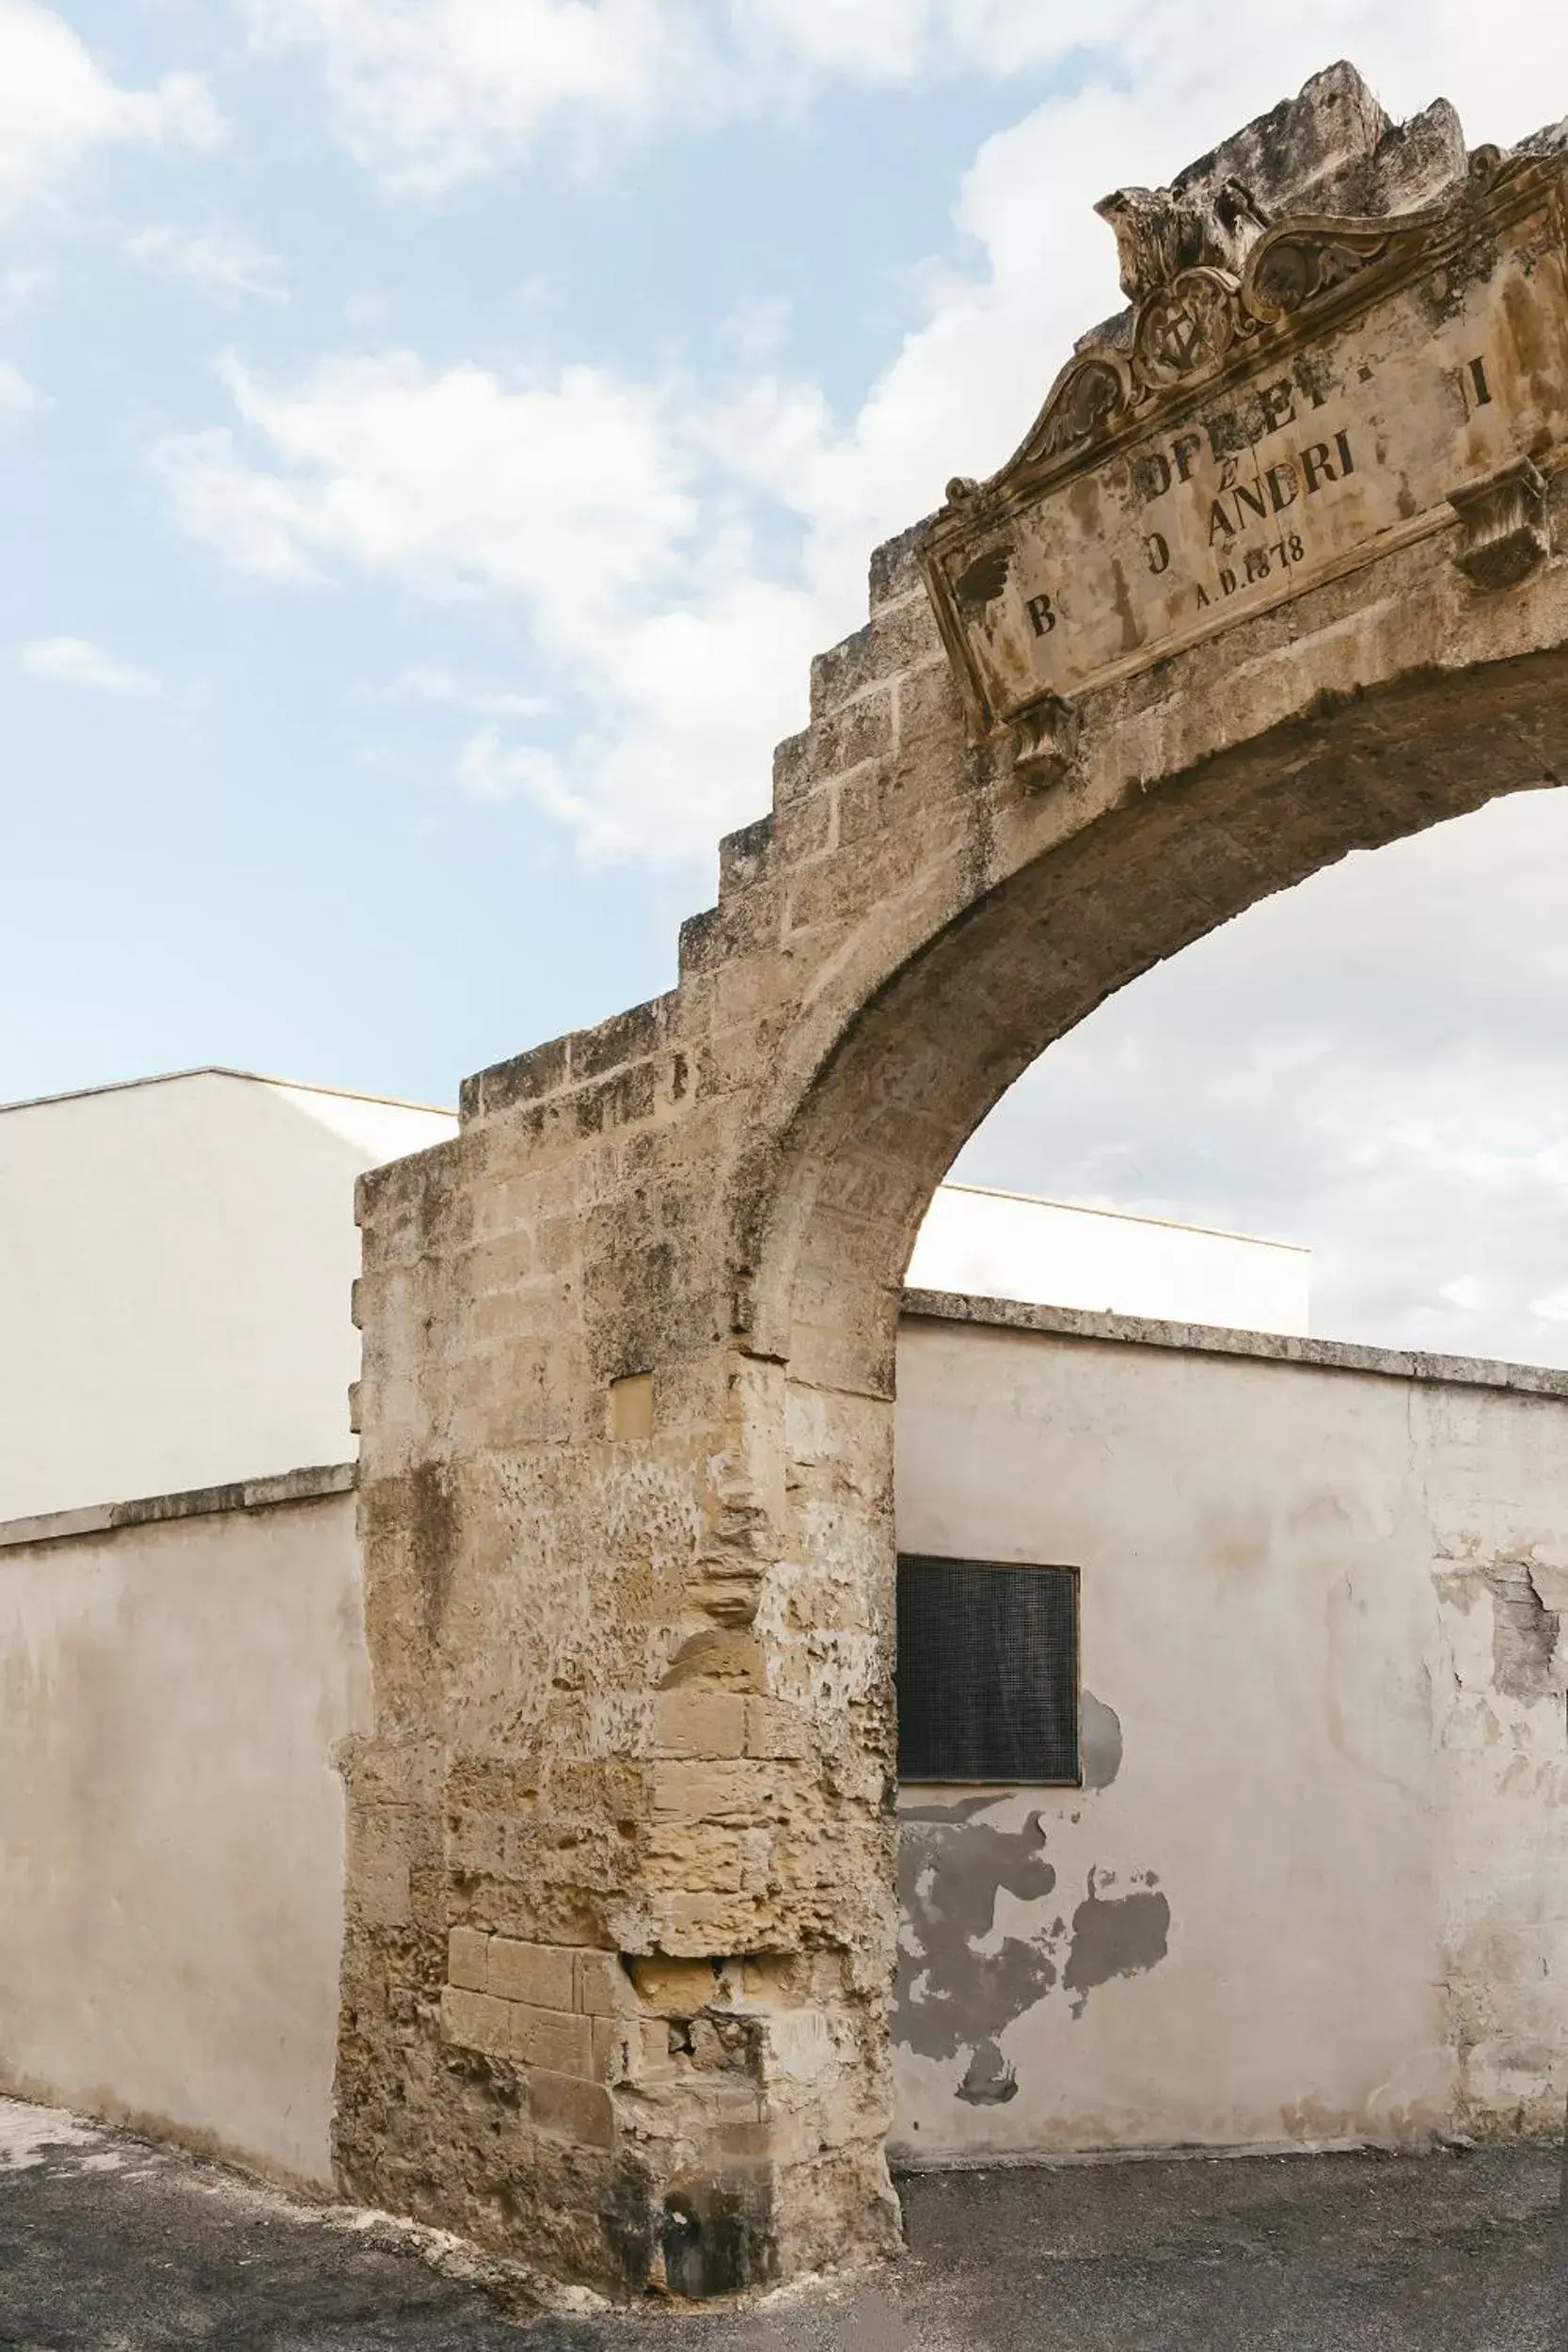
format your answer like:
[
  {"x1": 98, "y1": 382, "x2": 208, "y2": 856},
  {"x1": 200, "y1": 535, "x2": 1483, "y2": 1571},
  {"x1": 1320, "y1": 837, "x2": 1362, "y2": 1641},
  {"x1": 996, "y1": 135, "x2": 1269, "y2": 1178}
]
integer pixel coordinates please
[{"x1": 339, "y1": 63, "x2": 1568, "y2": 2302}]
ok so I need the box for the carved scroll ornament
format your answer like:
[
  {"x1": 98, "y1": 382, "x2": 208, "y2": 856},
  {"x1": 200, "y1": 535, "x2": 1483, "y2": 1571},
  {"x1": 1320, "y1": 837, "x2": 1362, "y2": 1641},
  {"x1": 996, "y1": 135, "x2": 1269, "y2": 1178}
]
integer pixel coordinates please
[
  {"x1": 920, "y1": 136, "x2": 1568, "y2": 757},
  {"x1": 951, "y1": 144, "x2": 1549, "y2": 505}
]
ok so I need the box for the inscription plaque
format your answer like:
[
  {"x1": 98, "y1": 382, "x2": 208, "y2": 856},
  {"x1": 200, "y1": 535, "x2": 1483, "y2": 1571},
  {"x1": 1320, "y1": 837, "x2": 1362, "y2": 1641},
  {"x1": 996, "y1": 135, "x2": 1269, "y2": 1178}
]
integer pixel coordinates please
[{"x1": 923, "y1": 151, "x2": 1568, "y2": 742}]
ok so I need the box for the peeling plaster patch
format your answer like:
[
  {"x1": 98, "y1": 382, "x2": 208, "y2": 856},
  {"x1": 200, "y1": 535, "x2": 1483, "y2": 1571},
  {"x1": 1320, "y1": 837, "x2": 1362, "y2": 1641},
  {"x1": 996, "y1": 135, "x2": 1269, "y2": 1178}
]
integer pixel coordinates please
[
  {"x1": 1489, "y1": 1565, "x2": 1564, "y2": 1705},
  {"x1": 897, "y1": 1791, "x2": 1004, "y2": 1826},
  {"x1": 895, "y1": 1813, "x2": 1060, "y2": 2104},
  {"x1": 958, "y1": 2042, "x2": 1018, "y2": 2105},
  {"x1": 1062, "y1": 1871, "x2": 1172, "y2": 2019},
  {"x1": 1437, "y1": 1557, "x2": 1568, "y2": 1708},
  {"x1": 1080, "y1": 1692, "x2": 1123, "y2": 1790}
]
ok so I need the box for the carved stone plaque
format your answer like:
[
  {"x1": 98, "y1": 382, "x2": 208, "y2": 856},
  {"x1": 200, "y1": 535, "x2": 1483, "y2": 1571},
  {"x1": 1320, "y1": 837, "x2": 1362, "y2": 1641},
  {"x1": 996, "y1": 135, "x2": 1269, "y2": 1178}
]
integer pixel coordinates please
[{"x1": 923, "y1": 154, "x2": 1568, "y2": 741}]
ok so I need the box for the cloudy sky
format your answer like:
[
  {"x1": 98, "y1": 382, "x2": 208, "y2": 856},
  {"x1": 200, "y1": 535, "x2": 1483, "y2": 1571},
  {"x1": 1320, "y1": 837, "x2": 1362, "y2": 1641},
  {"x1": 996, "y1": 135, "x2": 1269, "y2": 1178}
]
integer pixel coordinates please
[{"x1": 4, "y1": 1, "x2": 1568, "y2": 1363}]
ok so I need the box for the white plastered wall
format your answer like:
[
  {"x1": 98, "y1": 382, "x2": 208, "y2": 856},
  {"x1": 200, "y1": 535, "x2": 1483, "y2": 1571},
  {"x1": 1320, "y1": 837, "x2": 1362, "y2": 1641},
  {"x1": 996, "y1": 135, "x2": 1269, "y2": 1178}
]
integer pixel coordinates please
[
  {"x1": 0, "y1": 1073, "x2": 455, "y2": 1522},
  {"x1": 892, "y1": 1313, "x2": 1568, "y2": 2162},
  {"x1": 4, "y1": 1308, "x2": 1558, "y2": 2189},
  {"x1": 0, "y1": 1486, "x2": 367, "y2": 2185}
]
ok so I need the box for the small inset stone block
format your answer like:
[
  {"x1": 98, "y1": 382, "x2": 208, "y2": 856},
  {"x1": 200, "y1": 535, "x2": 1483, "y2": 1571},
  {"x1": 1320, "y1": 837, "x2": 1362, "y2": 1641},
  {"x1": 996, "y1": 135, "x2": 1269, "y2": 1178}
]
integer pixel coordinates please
[
  {"x1": 488, "y1": 1935, "x2": 575, "y2": 2010},
  {"x1": 446, "y1": 1926, "x2": 489, "y2": 1993}
]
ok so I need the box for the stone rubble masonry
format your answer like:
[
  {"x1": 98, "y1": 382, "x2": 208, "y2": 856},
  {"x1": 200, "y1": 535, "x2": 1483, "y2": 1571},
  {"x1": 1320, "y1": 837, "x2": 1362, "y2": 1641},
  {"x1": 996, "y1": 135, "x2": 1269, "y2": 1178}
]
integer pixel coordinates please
[{"x1": 338, "y1": 63, "x2": 1568, "y2": 2304}]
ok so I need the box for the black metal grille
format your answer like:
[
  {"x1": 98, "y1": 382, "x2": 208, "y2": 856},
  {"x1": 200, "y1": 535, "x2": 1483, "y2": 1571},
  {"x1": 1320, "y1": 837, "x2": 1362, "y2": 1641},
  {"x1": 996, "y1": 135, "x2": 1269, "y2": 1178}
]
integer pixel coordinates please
[{"x1": 896, "y1": 1556, "x2": 1080, "y2": 1784}]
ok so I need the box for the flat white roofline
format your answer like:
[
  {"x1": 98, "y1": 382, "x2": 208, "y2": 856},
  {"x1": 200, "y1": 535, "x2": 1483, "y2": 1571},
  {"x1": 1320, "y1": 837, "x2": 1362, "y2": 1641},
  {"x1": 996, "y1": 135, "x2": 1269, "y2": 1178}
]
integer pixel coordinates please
[
  {"x1": 937, "y1": 1180, "x2": 1310, "y2": 1255},
  {"x1": 904, "y1": 1288, "x2": 1568, "y2": 1395},
  {"x1": 0, "y1": 1065, "x2": 456, "y2": 1120}
]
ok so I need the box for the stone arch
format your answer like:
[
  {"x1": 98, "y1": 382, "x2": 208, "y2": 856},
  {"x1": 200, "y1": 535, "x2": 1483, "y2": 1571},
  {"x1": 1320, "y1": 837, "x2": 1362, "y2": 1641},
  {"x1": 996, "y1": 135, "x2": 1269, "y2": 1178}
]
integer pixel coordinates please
[
  {"x1": 743, "y1": 644, "x2": 1568, "y2": 1402},
  {"x1": 340, "y1": 64, "x2": 1568, "y2": 2305}
]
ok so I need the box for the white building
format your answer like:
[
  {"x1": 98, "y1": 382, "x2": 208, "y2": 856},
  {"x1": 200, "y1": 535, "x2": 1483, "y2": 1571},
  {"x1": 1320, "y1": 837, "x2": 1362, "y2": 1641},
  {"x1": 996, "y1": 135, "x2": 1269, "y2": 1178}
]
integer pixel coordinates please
[
  {"x1": 0, "y1": 1068, "x2": 455, "y2": 1523},
  {"x1": 907, "y1": 1181, "x2": 1309, "y2": 1333}
]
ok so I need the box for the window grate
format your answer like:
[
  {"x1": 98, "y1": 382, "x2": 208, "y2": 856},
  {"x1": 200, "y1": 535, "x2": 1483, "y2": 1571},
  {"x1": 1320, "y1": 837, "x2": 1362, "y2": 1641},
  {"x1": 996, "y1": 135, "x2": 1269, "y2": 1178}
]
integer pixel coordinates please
[{"x1": 896, "y1": 1555, "x2": 1080, "y2": 1785}]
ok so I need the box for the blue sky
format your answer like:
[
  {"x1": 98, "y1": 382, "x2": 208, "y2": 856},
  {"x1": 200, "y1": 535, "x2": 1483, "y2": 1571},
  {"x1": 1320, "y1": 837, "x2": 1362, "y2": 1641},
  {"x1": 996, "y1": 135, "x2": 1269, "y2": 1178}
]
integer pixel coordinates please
[{"x1": 5, "y1": 1, "x2": 1568, "y2": 1361}]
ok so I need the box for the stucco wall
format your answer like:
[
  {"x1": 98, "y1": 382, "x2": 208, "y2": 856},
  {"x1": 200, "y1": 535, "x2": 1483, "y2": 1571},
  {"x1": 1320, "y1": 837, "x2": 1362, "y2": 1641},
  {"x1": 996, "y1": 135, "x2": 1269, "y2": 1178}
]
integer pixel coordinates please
[
  {"x1": 893, "y1": 1301, "x2": 1568, "y2": 2164},
  {"x1": 0, "y1": 1072, "x2": 455, "y2": 1523},
  {"x1": 0, "y1": 1473, "x2": 366, "y2": 2185},
  {"x1": 5, "y1": 1311, "x2": 1560, "y2": 2197}
]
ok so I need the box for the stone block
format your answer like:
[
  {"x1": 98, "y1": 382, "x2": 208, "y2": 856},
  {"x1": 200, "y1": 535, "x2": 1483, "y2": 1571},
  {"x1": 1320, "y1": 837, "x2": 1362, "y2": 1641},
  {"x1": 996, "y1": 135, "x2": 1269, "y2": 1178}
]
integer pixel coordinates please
[
  {"x1": 460, "y1": 1033, "x2": 570, "y2": 1125},
  {"x1": 770, "y1": 691, "x2": 894, "y2": 806},
  {"x1": 658, "y1": 1629, "x2": 767, "y2": 1691},
  {"x1": 659, "y1": 1892, "x2": 767, "y2": 1952},
  {"x1": 745, "y1": 1699, "x2": 811, "y2": 1758},
  {"x1": 350, "y1": 1811, "x2": 413, "y2": 1930},
  {"x1": 627, "y1": 2015, "x2": 680, "y2": 2086},
  {"x1": 487, "y1": 1936, "x2": 576, "y2": 2010},
  {"x1": 809, "y1": 596, "x2": 943, "y2": 719},
  {"x1": 608, "y1": 1372, "x2": 654, "y2": 1441},
  {"x1": 630, "y1": 1954, "x2": 726, "y2": 2010},
  {"x1": 440, "y1": 1986, "x2": 511, "y2": 2060},
  {"x1": 718, "y1": 813, "x2": 773, "y2": 895},
  {"x1": 571, "y1": 993, "x2": 672, "y2": 1080},
  {"x1": 643, "y1": 1823, "x2": 749, "y2": 1893},
  {"x1": 576, "y1": 1949, "x2": 637, "y2": 2015},
  {"x1": 572, "y1": 1061, "x2": 657, "y2": 1137},
  {"x1": 769, "y1": 787, "x2": 833, "y2": 870},
  {"x1": 651, "y1": 1759, "x2": 778, "y2": 1823},
  {"x1": 506, "y1": 2001, "x2": 595, "y2": 2077},
  {"x1": 445, "y1": 1808, "x2": 507, "y2": 1879},
  {"x1": 447, "y1": 1926, "x2": 490, "y2": 1993},
  {"x1": 867, "y1": 517, "x2": 932, "y2": 610},
  {"x1": 526, "y1": 2068, "x2": 615, "y2": 2150},
  {"x1": 592, "y1": 2014, "x2": 632, "y2": 2084},
  {"x1": 652, "y1": 1688, "x2": 747, "y2": 1757}
]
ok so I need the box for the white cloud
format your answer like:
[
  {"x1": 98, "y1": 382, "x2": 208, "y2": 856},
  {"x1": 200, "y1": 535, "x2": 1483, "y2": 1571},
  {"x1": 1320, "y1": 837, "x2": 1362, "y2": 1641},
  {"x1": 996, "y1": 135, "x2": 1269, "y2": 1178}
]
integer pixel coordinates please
[
  {"x1": 162, "y1": 21, "x2": 1568, "y2": 871},
  {"x1": 0, "y1": 1, "x2": 227, "y2": 225},
  {"x1": 160, "y1": 351, "x2": 693, "y2": 608},
  {"x1": 953, "y1": 787, "x2": 1568, "y2": 1368},
  {"x1": 0, "y1": 262, "x2": 50, "y2": 310},
  {"x1": 159, "y1": 348, "x2": 824, "y2": 856},
  {"x1": 0, "y1": 358, "x2": 39, "y2": 413},
  {"x1": 454, "y1": 729, "x2": 568, "y2": 810},
  {"x1": 127, "y1": 224, "x2": 287, "y2": 303},
  {"x1": 238, "y1": 0, "x2": 721, "y2": 191},
  {"x1": 19, "y1": 635, "x2": 160, "y2": 693},
  {"x1": 393, "y1": 663, "x2": 550, "y2": 719},
  {"x1": 232, "y1": 0, "x2": 1568, "y2": 193}
]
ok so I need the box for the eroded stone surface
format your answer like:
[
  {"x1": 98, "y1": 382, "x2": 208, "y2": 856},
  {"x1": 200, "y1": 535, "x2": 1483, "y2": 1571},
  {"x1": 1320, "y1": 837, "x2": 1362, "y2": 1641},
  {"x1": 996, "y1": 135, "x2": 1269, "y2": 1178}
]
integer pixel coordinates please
[
  {"x1": 926, "y1": 140, "x2": 1568, "y2": 725},
  {"x1": 341, "y1": 61, "x2": 1568, "y2": 2298}
]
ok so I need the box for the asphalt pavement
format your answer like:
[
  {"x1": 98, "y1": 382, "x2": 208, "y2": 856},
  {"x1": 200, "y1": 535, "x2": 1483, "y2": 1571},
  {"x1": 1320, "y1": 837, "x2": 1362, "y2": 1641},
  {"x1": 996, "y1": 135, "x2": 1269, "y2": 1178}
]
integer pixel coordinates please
[{"x1": 1, "y1": 2097, "x2": 1561, "y2": 2349}]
